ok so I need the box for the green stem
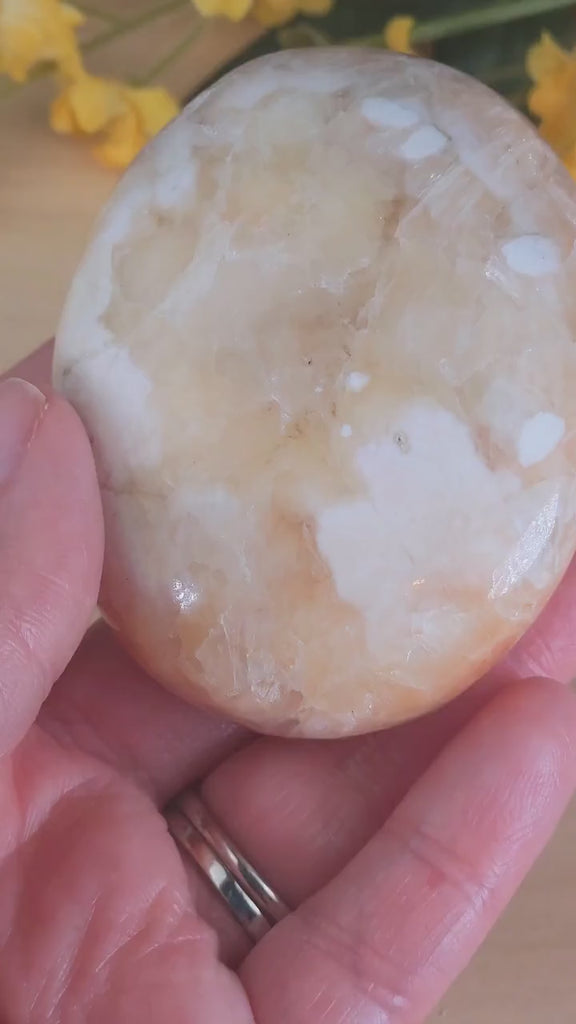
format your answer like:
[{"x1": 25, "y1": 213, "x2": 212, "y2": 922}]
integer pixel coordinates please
[
  {"x1": 413, "y1": 0, "x2": 576, "y2": 44},
  {"x1": 134, "y1": 22, "x2": 205, "y2": 86},
  {"x1": 84, "y1": 0, "x2": 188, "y2": 53},
  {"x1": 348, "y1": 0, "x2": 576, "y2": 48},
  {"x1": 277, "y1": 23, "x2": 334, "y2": 48}
]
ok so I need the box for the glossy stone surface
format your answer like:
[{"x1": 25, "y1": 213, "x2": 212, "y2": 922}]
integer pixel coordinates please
[{"x1": 55, "y1": 50, "x2": 576, "y2": 737}]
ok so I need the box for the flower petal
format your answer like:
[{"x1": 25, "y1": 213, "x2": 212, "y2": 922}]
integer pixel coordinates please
[
  {"x1": 251, "y1": 0, "x2": 296, "y2": 27},
  {"x1": 525, "y1": 33, "x2": 576, "y2": 161},
  {"x1": 384, "y1": 15, "x2": 416, "y2": 56},
  {"x1": 127, "y1": 86, "x2": 180, "y2": 137},
  {"x1": 92, "y1": 109, "x2": 145, "y2": 169},
  {"x1": 300, "y1": 0, "x2": 333, "y2": 15},
  {"x1": 192, "y1": 0, "x2": 253, "y2": 19},
  {"x1": 49, "y1": 90, "x2": 79, "y2": 134},
  {"x1": 526, "y1": 32, "x2": 570, "y2": 84},
  {"x1": 60, "y1": 2, "x2": 85, "y2": 28},
  {"x1": 69, "y1": 75, "x2": 126, "y2": 133},
  {"x1": 0, "y1": 0, "x2": 83, "y2": 81}
]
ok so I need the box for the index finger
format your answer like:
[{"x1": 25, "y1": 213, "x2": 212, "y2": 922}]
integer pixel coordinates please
[{"x1": 241, "y1": 679, "x2": 576, "y2": 1024}]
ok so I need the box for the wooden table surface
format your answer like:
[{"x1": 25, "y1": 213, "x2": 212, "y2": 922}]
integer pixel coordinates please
[{"x1": 1, "y1": 10, "x2": 574, "y2": 1022}]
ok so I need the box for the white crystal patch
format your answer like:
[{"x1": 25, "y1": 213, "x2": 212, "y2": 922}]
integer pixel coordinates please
[
  {"x1": 400, "y1": 125, "x2": 448, "y2": 160},
  {"x1": 345, "y1": 371, "x2": 371, "y2": 392},
  {"x1": 317, "y1": 401, "x2": 515, "y2": 659},
  {"x1": 502, "y1": 235, "x2": 561, "y2": 277},
  {"x1": 361, "y1": 97, "x2": 419, "y2": 128},
  {"x1": 517, "y1": 412, "x2": 565, "y2": 467},
  {"x1": 62, "y1": 346, "x2": 161, "y2": 482}
]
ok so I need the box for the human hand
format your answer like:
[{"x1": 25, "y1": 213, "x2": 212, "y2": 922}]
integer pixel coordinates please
[{"x1": 1, "y1": 343, "x2": 575, "y2": 1024}]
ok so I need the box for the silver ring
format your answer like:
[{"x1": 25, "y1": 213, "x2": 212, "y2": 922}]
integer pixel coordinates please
[{"x1": 165, "y1": 790, "x2": 290, "y2": 942}]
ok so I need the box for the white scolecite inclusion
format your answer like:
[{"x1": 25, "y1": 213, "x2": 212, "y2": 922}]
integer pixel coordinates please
[{"x1": 54, "y1": 49, "x2": 576, "y2": 738}]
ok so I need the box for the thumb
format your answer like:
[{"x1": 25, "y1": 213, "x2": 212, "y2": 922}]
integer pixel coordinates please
[{"x1": 0, "y1": 377, "x2": 103, "y2": 754}]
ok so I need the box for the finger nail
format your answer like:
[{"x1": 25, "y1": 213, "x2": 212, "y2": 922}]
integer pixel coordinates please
[{"x1": 0, "y1": 378, "x2": 47, "y2": 486}]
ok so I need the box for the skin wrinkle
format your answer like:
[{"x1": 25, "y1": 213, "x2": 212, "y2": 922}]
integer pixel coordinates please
[
  {"x1": 8, "y1": 768, "x2": 193, "y2": 1021},
  {"x1": 40, "y1": 703, "x2": 134, "y2": 789},
  {"x1": 39, "y1": 895, "x2": 101, "y2": 1021},
  {"x1": 302, "y1": 990, "x2": 381, "y2": 1024},
  {"x1": 514, "y1": 635, "x2": 576, "y2": 681},
  {"x1": 0, "y1": 770, "x2": 108, "y2": 1015},
  {"x1": 15, "y1": 770, "x2": 109, "y2": 854},
  {"x1": 2, "y1": 708, "x2": 254, "y2": 1019},
  {"x1": 1, "y1": 599, "x2": 69, "y2": 687},
  {"x1": 382, "y1": 814, "x2": 496, "y2": 907},
  {"x1": 20, "y1": 394, "x2": 49, "y2": 466},
  {"x1": 85, "y1": 907, "x2": 255, "y2": 1024},
  {"x1": 73, "y1": 894, "x2": 196, "y2": 1020},
  {"x1": 288, "y1": 905, "x2": 414, "y2": 1023},
  {"x1": 0, "y1": 608, "x2": 49, "y2": 686},
  {"x1": 38, "y1": 623, "x2": 252, "y2": 805}
]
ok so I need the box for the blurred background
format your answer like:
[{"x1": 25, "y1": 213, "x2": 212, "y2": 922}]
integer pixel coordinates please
[
  {"x1": 1, "y1": 3, "x2": 575, "y2": 1020},
  {"x1": 1, "y1": 1, "x2": 261, "y2": 369}
]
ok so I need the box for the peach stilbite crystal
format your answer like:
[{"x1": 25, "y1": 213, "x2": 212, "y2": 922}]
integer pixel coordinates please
[{"x1": 54, "y1": 50, "x2": 576, "y2": 737}]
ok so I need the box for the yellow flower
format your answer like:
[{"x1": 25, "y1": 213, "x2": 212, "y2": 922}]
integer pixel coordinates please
[
  {"x1": 0, "y1": 0, "x2": 83, "y2": 81},
  {"x1": 383, "y1": 15, "x2": 416, "y2": 56},
  {"x1": 192, "y1": 0, "x2": 252, "y2": 20},
  {"x1": 527, "y1": 32, "x2": 576, "y2": 176},
  {"x1": 50, "y1": 73, "x2": 179, "y2": 168},
  {"x1": 251, "y1": 0, "x2": 332, "y2": 28},
  {"x1": 191, "y1": 0, "x2": 332, "y2": 27}
]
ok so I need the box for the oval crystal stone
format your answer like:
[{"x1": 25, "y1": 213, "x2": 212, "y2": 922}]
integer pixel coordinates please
[{"x1": 55, "y1": 50, "x2": 576, "y2": 737}]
